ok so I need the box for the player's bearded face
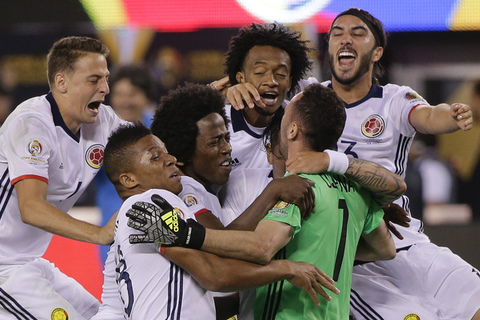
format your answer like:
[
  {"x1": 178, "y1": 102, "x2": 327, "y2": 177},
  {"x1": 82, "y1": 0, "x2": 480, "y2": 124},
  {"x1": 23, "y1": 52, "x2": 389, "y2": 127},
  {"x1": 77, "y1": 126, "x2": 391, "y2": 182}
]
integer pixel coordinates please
[{"x1": 329, "y1": 46, "x2": 375, "y2": 86}]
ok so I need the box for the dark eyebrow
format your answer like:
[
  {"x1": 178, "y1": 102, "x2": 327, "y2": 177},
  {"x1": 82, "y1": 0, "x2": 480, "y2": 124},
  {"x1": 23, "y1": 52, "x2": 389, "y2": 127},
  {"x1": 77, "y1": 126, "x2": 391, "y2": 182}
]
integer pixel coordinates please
[
  {"x1": 331, "y1": 25, "x2": 368, "y2": 32},
  {"x1": 253, "y1": 61, "x2": 268, "y2": 66},
  {"x1": 352, "y1": 26, "x2": 368, "y2": 32}
]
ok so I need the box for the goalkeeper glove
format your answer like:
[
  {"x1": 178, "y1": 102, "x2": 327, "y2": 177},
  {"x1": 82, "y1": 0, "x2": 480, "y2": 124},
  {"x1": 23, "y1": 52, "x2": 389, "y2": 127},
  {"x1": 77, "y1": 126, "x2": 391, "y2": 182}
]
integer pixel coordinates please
[{"x1": 127, "y1": 194, "x2": 205, "y2": 249}]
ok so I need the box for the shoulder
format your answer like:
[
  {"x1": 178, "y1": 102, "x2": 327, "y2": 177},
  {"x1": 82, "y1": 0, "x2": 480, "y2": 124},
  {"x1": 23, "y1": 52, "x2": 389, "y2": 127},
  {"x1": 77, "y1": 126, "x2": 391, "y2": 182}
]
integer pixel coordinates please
[{"x1": 180, "y1": 176, "x2": 207, "y2": 194}]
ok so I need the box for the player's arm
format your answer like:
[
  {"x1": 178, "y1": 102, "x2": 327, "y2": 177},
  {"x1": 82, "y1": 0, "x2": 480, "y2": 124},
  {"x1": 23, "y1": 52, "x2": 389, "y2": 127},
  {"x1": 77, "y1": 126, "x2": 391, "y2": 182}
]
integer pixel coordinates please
[
  {"x1": 355, "y1": 220, "x2": 396, "y2": 262},
  {"x1": 410, "y1": 103, "x2": 472, "y2": 134},
  {"x1": 162, "y1": 246, "x2": 339, "y2": 305},
  {"x1": 225, "y1": 175, "x2": 315, "y2": 231},
  {"x1": 128, "y1": 195, "x2": 292, "y2": 264},
  {"x1": 197, "y1": 219, "x2": 293, "y2": 265},
  {"x1": 286, "y1": 151, "x2": 406, "y2": 206},
  {"x1": 15, "y1": 178, "x2": 114, "y2": 245},
  {"x1": 196, "y1": 210, "x2": 227, "y2": 229},
  {"x1": 345, "y1": 158, "x2": 406, "y2": 207}
]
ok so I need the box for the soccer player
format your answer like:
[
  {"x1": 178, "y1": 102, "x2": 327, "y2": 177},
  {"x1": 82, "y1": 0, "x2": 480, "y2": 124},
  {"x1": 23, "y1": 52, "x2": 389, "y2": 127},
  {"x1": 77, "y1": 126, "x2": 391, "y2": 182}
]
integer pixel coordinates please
[
  {"x1": 0, "y1": 36, "x2": 126, "y2": 319},
  {"x1": 219, "y1": 22, "x2": 313, "y2": 174},
  {"x1": 93, "y1": 122, "x2": 339, "y2": 319},
  {"x1": 286, "y1": 8, "x2": 480, "y2": 320},
  {"x1": 218, "y1": 8, "x2": 480, "y2": 319},
  {"x1": 94, "y1": 63, "x2": 158, "y2": 264},
  {"x1": 128, "y1": 84, "x2": 404, "y2": 319}
]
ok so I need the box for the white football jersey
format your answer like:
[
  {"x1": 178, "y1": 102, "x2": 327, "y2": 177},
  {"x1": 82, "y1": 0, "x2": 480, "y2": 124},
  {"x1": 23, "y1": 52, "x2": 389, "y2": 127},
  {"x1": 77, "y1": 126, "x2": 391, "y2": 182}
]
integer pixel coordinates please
[
  {"x1": 113, "y1": 189, "x2": 215, "y2": 319},
  {"x1": 218, "y1": 168, "x2": 272, "y2": 226},
  {"x1": 225, "y1": 105, "x2": 272, "y2": 172},
  {"x1": 0, "y1": 93, "x2": 125, "y2": 267},
  {"x1": 321, "y1": 80, "x2": 431, "y2": 247},
  {"x1": 179, "y1": 176, "x2": 222, "y2": 220},
  {"x1": 218, "y1": 167, "x2": 272, "y2": 320}
]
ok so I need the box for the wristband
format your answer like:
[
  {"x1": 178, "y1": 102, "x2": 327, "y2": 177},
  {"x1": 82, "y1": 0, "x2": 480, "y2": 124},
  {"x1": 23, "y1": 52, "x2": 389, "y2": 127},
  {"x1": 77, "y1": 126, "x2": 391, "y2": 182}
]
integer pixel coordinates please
[
  {"x1": 183, "y1": 219, "x2": 206, "y2": 250},
  {"x1": 325, "y1": 150, "x2": 349, "y2": 175}
]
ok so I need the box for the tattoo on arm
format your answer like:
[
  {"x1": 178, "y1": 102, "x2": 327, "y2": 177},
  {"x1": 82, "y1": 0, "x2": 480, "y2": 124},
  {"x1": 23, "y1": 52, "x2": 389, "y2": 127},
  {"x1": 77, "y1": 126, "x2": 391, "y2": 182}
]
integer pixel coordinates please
[{"x1": 346, "y1": 159, "x2": 405, "y2": 205}]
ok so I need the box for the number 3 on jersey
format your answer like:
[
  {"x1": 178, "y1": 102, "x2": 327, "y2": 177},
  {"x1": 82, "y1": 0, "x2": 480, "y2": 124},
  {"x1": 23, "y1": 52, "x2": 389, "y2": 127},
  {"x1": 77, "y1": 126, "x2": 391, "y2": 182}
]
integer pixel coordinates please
[
  {"x1": 116, "y1": 245, "x2": 134, "y2": 316},
  {"x1": 338, "y1": 140, "x2": 358, "y2": 158}
]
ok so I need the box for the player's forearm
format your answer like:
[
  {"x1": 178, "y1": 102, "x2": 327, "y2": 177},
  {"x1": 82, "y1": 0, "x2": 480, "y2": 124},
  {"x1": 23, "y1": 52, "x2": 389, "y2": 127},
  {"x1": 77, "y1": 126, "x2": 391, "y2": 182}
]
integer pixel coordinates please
[
  {"x1": 201, "y1": 228, "x2": 273, "y2": 265},
  {"x1": 224, "y1": 181, "x2": 279, "y2": 231},
  {"x1": 165, "y1": 246, "x2": 295, "y2": 292},
  {"x1": 355, "y1": 222, "x2": 396, "y2": 261},
  {"x1": 345, "y1": 158, "x2": 407, "y2": 206},
  {"x1": 20, "y1": 199, "x2": 112, "y2": 245},
  {"x1": 411, "y1": 103, "x2": 459, "y2": 135}
]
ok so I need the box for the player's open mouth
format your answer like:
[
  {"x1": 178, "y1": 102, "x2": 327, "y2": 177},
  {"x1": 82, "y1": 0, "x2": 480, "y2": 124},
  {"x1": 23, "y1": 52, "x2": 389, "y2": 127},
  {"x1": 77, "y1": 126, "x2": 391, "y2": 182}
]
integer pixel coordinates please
[
  {"x1": 220, "y1": 160, "x2": 231, "y2": 167},
  {"x1": 260, "y1": 92, "x2": 278, "y2": 106},
  {"x1": 338, "y1": 50, "x2": 356, "y2": 69},
  {"x1": 170, "y1": 172, "x2": 179, "y2": 178},
  {"x1": 88, "y1": 101, "x2": 101, "y2": 110}
]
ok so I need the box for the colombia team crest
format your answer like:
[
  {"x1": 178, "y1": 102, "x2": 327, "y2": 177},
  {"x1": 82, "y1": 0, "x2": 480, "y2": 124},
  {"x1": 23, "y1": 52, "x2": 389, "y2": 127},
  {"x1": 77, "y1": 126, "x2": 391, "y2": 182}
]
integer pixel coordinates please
[
  {"x1": 361, "y1": 114, "x2": 385, "y2": 138},
  {"x1": 403, "y1": 313, "x2": 421, "y2": 320},
  {"x1": 85, "y1": 144, "x2": 104, "y2": 169}
]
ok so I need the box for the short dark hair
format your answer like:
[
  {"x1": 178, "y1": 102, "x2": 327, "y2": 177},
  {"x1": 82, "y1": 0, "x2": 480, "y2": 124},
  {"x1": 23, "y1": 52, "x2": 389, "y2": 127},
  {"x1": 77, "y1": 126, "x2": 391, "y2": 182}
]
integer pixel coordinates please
[
  {"x1": 151, "y1": 83, "x2": 227, "y2": 164},
  {"x1": 103, "y1": 122, "x2": 151, "y2": 187},
  {"x1": 293, "y1": 84, "x2": 346, "y2": 151},
  {"x1": 329, "y1": 8, "x2": 388, "y2": 79},
  {"x1": 225, "y1": 22, "x2": 313, "y2": 94},
  {"x1": 109, "y1": 64, "x2": 157, "y2": 102},
  {"x1": 47, "y1": 36, "x2": 109, "y2": 88}
]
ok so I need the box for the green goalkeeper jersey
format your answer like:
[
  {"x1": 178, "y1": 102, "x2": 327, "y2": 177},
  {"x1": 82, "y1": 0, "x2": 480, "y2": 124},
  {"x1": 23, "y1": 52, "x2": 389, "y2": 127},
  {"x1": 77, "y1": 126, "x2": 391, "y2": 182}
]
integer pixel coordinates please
[{"x1": 254, "y1": 172, "x2": 384, "y2": 320}]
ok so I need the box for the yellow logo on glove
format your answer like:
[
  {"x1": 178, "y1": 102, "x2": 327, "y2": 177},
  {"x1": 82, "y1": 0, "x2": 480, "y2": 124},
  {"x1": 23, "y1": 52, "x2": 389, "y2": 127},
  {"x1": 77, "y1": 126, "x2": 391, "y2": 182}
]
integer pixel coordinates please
[{"x1": 161, "y1": 208, "x2": 183, "y2": 232}]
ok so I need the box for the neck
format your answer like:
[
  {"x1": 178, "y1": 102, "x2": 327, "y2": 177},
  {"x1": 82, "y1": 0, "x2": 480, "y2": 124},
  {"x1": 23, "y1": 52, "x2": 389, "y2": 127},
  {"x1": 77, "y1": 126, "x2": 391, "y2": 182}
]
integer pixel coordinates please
[
  {"x1": 331, "y1": 73, "x2": 374, "y2": 105},
  {"x1": 243, "y1": 107, "x2": 274, "y2": 128},
  {"x1": 51, "y1": 91, "x2": 81, "y2": 136},
  {"x1": 286, "y1": 141, "x2": 310, "y2": 163}
]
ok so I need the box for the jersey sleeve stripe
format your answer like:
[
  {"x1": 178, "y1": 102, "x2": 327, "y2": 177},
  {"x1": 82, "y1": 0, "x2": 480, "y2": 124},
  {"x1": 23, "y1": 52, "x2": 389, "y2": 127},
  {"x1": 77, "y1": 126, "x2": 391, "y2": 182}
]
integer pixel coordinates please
[
  {"x1": 407, "y1": 104, "x2": 424, "y2": 130},
  {"x1": 11, "y1": 175, "x2": 48, "y2": 186},
  {"x1": 193, "y1": 208, "x2": 209, "y2": 217}
]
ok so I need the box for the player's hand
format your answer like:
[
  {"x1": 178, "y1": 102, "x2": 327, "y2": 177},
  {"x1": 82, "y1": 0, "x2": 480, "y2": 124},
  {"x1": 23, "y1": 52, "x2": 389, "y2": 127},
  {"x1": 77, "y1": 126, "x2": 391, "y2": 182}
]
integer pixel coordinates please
[
  {"x1": 286, "y1": 151, "x2": 329, "y2": 175},
  {"x1": 209, "y1": 76, "x2": 231, "y2": 100},
  {"x1": 451, "y1": 103, "x2": 473, "y2": 131},
  {"x1": 127, "y1": 194, "x2": 206, "y2": 249},
  {"x1": 382, "y1": 203, "x2": 410, "y2": 240},
  {"x1": 226, "y1": 83, "x2": 266, "y2": 110},
  {"x1": 270, "y1": 175, "x2": 315, "y2": 220},
  {"x1": 285, "y1": 260, "x2": 340, "y2": 306}
]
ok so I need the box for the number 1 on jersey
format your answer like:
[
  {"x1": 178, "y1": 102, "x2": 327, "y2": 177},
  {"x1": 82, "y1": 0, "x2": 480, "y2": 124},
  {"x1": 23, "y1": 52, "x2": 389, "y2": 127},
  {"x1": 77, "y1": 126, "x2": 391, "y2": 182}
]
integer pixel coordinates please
[{"x1": 333, "y1": 199, "x2": 349, "y2": 281}]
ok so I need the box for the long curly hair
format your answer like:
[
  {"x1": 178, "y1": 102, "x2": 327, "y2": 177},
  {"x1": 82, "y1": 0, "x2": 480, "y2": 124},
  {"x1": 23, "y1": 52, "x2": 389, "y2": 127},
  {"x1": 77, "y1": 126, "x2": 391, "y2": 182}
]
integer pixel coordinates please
[
  {"x1": 151, "y1": 83, "x2": 228, "y2": 164},
  {"x1": 225, "y1": 22, "x2": 314, "y2": 94}
]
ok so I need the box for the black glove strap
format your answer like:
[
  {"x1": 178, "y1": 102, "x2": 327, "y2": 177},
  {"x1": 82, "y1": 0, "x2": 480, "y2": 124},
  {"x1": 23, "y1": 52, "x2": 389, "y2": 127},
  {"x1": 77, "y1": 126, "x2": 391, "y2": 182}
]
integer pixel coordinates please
[{"x1": 183, "y1": 220, "x2": 206, "y2": 249}]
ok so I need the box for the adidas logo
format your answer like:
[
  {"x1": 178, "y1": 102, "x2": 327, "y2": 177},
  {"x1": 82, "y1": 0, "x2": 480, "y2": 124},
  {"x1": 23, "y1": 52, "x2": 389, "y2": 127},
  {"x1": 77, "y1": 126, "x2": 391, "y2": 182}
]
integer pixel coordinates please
[
  {"x1": 230, "y1": 158, "x2": 241, "y2": 168},
  {"x1": 161, "y1": 209, "x2": 180, "y2": 232}
]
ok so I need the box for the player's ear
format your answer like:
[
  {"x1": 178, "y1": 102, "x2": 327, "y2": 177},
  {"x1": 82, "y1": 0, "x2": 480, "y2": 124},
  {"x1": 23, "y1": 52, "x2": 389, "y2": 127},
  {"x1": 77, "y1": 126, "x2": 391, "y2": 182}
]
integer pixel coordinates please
[
  {"x1": 55, "y1": 73, "x2": 68, "y2": 93},
  {"x1": 119, "y1": 173, "x2": 138, "y2": 189},
  {"x1": 236, "y1": 71, "x2": 245, "y2": 83},
  {"x1": 287, "y1": 122, "x2": 299, "y2": 140},
  {"x1": 372, "y1": 47, "x2": 383, "y2": 62}
]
